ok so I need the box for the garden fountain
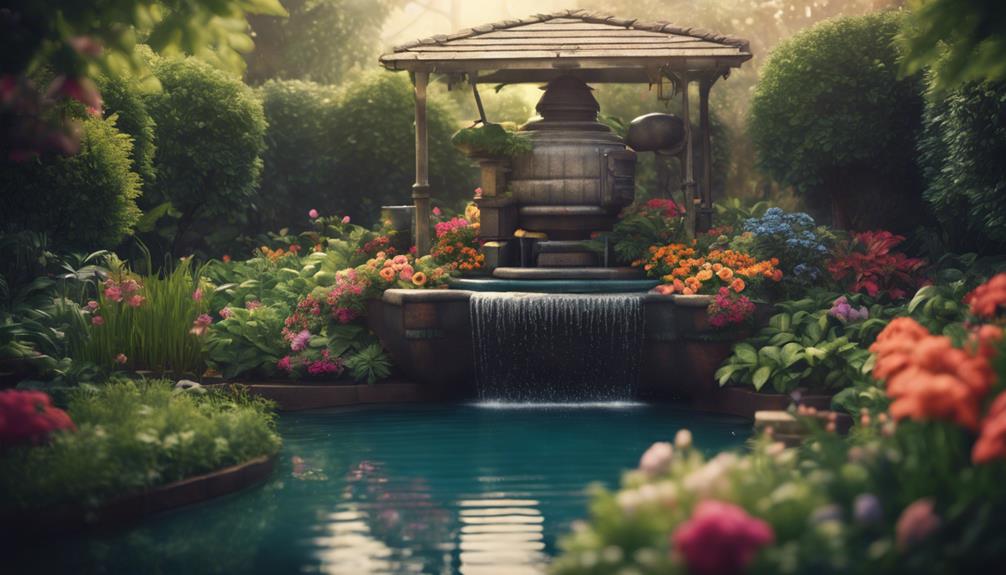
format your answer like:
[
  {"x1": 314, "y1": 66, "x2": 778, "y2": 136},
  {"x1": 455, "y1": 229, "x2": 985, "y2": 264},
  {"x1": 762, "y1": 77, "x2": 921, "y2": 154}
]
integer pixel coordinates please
[{"x1": 373, "y1": 9, "x2": 753, "y2": 402}]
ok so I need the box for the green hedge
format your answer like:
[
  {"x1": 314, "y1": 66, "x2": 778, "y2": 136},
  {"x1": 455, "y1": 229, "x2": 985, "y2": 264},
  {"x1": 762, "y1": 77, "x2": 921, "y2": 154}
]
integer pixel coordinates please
[
  {"x1": 749, "y1": 12, "x2": 925, "y2": 231},
  {"x1": 0, "y1": 117, "x2": 141, "y2": 251},
  {"x1": 919, "y1": 79, "x2": 1006, "y2": 254},
  {"x1": 144, "y1": 56, "x2": 266, "y2": 254},
  {"x1": 97, "y1": 72, "x2": 157, "y2": 186}
]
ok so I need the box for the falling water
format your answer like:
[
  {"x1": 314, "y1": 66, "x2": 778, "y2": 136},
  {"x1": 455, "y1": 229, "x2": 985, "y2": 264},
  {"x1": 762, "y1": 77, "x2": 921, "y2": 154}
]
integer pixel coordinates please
[{"x1": 470, "y1": 293, "x2": 644, "y2": 402}]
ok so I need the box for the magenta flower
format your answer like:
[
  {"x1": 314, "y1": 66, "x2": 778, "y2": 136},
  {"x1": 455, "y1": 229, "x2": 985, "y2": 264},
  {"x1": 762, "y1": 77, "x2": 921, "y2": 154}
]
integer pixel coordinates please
[
  {"x1": 308, "y1": 209, "x2": 319, "y2": 219},
  {"x1": 192, "y1": 288, "x2": 203, "y2": 302},
  {"x1": 91, "y1": 315, "x2": 104, "y2": 326},
  {"x1": 672, "y1": 500, "x2": 774, "y2": 575},
  {"x1": 277, "y1": 356, "x2": 292, "y2": 372}
]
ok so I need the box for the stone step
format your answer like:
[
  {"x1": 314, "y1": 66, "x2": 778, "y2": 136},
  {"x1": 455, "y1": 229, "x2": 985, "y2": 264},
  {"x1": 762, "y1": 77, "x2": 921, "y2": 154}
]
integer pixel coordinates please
[{"x1": 492, "y1": 267, "x2": 644, "y2": 280}]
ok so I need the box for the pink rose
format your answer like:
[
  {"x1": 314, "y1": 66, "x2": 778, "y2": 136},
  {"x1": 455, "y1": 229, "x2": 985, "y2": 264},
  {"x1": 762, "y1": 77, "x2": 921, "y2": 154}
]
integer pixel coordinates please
[
  {"x1": 104, "y1": 285, "x2": 123, "y2": 302},
  {"x1": 672, "y1": 500, "x2": 774, "y2": 575},
  {"x1": 432, "y1": 206, "x2": 442, "y2": 216},
  {"x1": 91, "y1": 315, "x2": 104, "y2": 326},
  {"x1": 308, "y1": 209, "x2": 319, "y2": 219},
  {"x1": 85, "y1": 300, "x2": 99, "y2": 311},
  {"x1": 342, "y1": 216, "x2": 351, "y2": 224}
]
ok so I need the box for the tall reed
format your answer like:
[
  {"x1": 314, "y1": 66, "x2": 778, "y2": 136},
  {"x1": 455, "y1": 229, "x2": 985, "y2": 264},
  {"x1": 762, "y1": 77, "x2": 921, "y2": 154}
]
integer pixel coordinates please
[{"x1": 74, "y1": 252, "x2": 208, "y2": 377}]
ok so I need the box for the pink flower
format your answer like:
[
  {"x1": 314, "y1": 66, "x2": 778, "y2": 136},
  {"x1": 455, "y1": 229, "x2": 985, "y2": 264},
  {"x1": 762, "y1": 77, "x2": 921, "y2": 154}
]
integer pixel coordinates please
[
  {"x1": 219, "y1": 307, "x2": 233, "y2": 319},
  {"x1": 115, "y1": 353, "x2": 128, "y2": 365},
  {"x1": 308, "y1": 209, "x2": 319, "y2": 219},
  {"x1": 0, "y1": 390, "x2": 75, "y2": 445},
  {"x1": 474, "y1": 187, "x2": 483, "y2": 199},
  {"x1": 291, "y1": 329, "x2": 312, "y2": 352},
  {"x1": 127, "y1": 294, "x2": 145, "y2": 308},
  {"x1": 192, "y1": 288, "x2": 203, "y2": 302},
  {"x1": 85, "y1": 300, "x2": 99, "y2": 311},
  {"x1": 246, "y1": 300, "x2": 262, "y2": 311},
  {"x1": 335, "y1": 308, "x2": 358, "y2": 324},
  {"x1": 639, "y1": 442, "x2": 674, "y2": 476},
  {"x1": 277, "y1": 356, "x2": 292, "y2": 372},
  {"x1": 104, "y1": 285, "x2": 123, "y2": 303},
  {"x1": 433, "y1": 207, "x2": 442, "y2": 216},
  {"x1": 342, "y1": 216, "x2": 351, "y2": 224},
  {"x1": 91, "y1": 315, "x2": 104, "y2": 326},
  {"x1": 121, "y1": 279, "x2": 140, "y2": 294},
  {"x1": 896, "y1": 498, "x2": 941, "y2": 550},
  {"x1": 46, "y1": 76, "x2": 102, "y2": 113},
  {"x1": 672, "y1": 500, "x2": 774, "y2": 575},
  {"x1": 399, "y1": 267, "x2": 414, "y2": 281},
  {"x1": 189, "y1": 313, "x2": 213, "y2": 336}
]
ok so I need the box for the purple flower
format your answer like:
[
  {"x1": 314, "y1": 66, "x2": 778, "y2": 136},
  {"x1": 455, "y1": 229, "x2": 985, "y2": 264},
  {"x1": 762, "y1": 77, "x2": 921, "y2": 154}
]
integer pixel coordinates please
[
  {"x1": 854, "y1": 493, "x2": 883, "y2": 526},
  {"x1": 291, "y1": 329, "x2": 312, "y2": 352}
]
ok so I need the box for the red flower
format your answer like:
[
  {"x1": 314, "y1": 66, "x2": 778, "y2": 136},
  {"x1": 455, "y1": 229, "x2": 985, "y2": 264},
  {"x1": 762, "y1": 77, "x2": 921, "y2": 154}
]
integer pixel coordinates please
[
  {"x1": 0, "y1": 390, "x2": 75, "y2": 446},
  {"x1": 672, "y1": 500, "x2": 774, "y2": 575},
  {"x1": 973, "y1": 392, "x2": 1006, "y2": 464},
  {"x1": 46, "y1": 76, "x2": 102, "y2": 114},
  {"x1": 965, "y1": 273, "x2": 1006, "y2": 319}
]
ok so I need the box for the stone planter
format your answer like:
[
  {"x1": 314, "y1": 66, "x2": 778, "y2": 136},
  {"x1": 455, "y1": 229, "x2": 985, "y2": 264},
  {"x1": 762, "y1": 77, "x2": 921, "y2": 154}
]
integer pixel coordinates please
[{"x1": 2, "y1": 454, "x2": 276, "y2": 539}]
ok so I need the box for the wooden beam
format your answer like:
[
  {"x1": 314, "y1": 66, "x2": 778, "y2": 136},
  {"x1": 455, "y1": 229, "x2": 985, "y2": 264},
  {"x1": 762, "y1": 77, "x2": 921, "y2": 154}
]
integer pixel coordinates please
[
  {"x1": 680, "y1": 72, "x2": 697, "y2": 238},
  {"x1": 698, "y1": 76, "x2": 714, "y2": 233},
  {"x1": 413, "y1": 71, "x2": 431, "y2": 256}
]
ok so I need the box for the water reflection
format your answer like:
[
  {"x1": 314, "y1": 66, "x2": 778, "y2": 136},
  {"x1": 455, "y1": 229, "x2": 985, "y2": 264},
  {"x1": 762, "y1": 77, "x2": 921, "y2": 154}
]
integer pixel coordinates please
[{"x1": 459, "y1": 498, "x2": 548, "y2": 575}]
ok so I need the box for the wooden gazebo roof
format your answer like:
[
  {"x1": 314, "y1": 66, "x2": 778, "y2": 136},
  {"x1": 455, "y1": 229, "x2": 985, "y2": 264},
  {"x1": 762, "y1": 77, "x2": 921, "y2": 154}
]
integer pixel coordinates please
[{"x1": 379, "y1": 9, "x2": 751, "y2": 84}]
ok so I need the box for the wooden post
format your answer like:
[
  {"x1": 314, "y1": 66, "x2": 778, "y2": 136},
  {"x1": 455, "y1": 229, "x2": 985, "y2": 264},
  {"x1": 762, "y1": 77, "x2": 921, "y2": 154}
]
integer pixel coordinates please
[
  {"x1": 413, "y1": 71, "x2": 431, "y2": 256},
  {"x1": 698, "y1": 77, "x2": 714, "y2": 233},
  {"x1": 680, "y1": 73, "x2": 697, "y2": 238}
]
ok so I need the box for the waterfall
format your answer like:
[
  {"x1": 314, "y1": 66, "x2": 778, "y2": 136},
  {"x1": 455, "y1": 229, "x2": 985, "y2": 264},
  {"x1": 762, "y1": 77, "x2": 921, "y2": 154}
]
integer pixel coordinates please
[{"x1": 470, "y1": 293, "x2": 644, "y2": 402}]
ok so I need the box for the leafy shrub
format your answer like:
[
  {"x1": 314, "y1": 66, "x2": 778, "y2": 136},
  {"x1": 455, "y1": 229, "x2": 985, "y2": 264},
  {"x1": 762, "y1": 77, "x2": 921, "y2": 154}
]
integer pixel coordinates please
[
  {"x1": 327, "y1": 72, "x2": 476, "y2": 223},
  {"x1": 602, "y1": 198, "x2": 687, "y2": 266},
  {"x1": 828, "y1": 231, "x2": 927, "y2": 301},
  {"x1": 144, "y1": 56, "x2": 266, "y2": 255},
  {"x1": 344, "y1": 343, "x2": 392, "y2": 385},
  {"x1": 450, "y1": 123, "x2": 532, "y2": 158},
  {"x1": 0, "y1": 117, "x2": 141, "y2": 251},
  {"x1": 919, "y1": 79, "x2": 1006, "y2": 255},
  {"x1": 716, "y1": 294, "x2": 898, "y2": 393},
  {"x1": 0, "y1": 380, "x2": 280, "y2": 511},
  {"x1": 749, "y1": 12, "x2": 925, "y2": 231},
  {"x1": 97, "y1": 72, "x2": 157, "y2": 185},
  {"x1": 204, "y1": 305, "x2": 289, "y2": 379}
]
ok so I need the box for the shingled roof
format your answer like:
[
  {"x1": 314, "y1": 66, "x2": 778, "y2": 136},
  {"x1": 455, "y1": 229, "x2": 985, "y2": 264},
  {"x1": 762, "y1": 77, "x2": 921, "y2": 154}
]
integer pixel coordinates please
[{"x1": 379, "y1": 9, "x2": 751, "y2": 84}]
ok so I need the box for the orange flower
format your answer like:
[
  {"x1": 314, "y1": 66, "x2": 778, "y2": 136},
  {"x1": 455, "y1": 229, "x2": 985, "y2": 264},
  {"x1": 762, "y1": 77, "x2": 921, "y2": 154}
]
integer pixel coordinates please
[
  {"x1": 888, "y1": 369, "x2": 982, "y2": 430},
  {"x1": 379, "y1": 267, "x2": 396, "y2": 282},
  {"x1": 682, "y1": 287, "x2": 695, "y2": 295},
  {"x1": 655, "y1": 284, "x2": 676, "y2": 295},
  {"x1": 696, "y1": 269, "x2": 714, "y2": 282},
  {"x1": 871, "y1": 318, "x2": 934, "y2": 381},
  {"x1": 771, "y1": 269, "x2": 783, "y2": 282},
  {"x1": 672, "y1": 279, "x2": 685, "y2": 293},
  {"x1": 411, "y1": 272, "x2": 428, "y2": 287},
  {"x1": 973, "y1": 392, "x2": 1006, "y2": 464},
  {"x1": 730, "y1": 278, "x2": 745, "y2": 293},
  {"x1": 965, "y1": 273, "x2": 1006, "y2": 319},
  {"x1": 717, "y1": 267, "x2": 734, "y2": 281}
]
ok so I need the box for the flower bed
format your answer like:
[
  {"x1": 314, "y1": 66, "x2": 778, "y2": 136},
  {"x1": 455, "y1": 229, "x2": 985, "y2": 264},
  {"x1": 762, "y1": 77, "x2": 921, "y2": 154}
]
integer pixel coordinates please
[{"x1": 0, "y1": 381, "x2": 281, "y2": 520}]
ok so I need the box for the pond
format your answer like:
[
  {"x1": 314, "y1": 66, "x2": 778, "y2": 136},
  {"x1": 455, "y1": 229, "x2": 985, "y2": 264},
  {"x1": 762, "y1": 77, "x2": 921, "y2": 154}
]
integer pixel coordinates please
[{"x1": 19, "y1": 403, "x2": 749, "y2": 574}]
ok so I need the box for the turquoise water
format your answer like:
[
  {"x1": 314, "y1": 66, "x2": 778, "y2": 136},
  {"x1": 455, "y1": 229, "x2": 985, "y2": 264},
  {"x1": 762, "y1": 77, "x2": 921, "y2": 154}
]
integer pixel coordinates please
[{"x1": 18, "y1": 403, "x2": 748, "y2": 574}]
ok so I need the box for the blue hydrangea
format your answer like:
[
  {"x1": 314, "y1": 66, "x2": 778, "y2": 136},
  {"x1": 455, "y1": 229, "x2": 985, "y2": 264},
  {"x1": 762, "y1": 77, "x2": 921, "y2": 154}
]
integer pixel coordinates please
[{"x1": 742, "y1": 208, "x2": 830, "y2": 284}]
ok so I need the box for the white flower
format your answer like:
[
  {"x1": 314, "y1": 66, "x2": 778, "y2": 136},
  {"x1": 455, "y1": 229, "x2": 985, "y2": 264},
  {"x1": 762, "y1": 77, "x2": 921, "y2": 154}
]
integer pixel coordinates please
[
  {"x1": 675, "y1": 429, "x2": 693, "y2": 450},
  {"x1": 683, "y1": 453, "x2": 738, "y2": 496},
  {"x1": 639, "y1": 442, "x2": 674, "y2": 476},
  {"x1": 135, "y1": 430, "x2": 159, "y2": 444},
  {"x1": 162, "y1": 433, "x2": 179, "y2": 449},
  {"x1": 214, "y1": 437, "x2": 230, "y2": 452}
]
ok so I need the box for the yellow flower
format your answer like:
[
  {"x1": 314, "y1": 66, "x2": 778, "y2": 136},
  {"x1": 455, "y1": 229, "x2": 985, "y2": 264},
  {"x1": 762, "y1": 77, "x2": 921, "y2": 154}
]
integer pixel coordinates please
[
  {"x1": 411, "y1": 272, "x2": 428, "y2": 287},
  {"x1": 696, "y1": 269, "x2": 714, "y2": 281}
]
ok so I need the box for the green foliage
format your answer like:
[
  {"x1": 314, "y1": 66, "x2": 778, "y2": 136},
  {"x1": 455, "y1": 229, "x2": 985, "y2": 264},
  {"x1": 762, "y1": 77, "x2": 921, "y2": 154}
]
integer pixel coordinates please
[
  {"x1": 712, "y1": 198, "x2": 772, "y2": 230},
  {"x1": 450, "y1": 123, "x2": 533, "y2": 158},
  {"x1": 144, "y1": 56, "x2": 267, "y2": 255},
  {"x1": 0, "y1": 116, "x2": 141, "y2": 251},
  {"x1": 327, "y1": 72, "x2": 476, "y2": 224},
  {"x1": 97, "y1": 71, "x2": 157, "y2": 185},
  {"x1": 0, "y1": 380, "x2": 281, "y2": 511},
  {"x1": 749, "y1": 12, "x2": 925, "y2": 230},
  {"x1": 898, "y1": 0, "x2": 1006, "y2": 92},
  {"x1": 74, "y1": 255, "x2": 208, "y2": 376},
  {"x1": 245, "y1": 0, "x2": 396, "y2": 85},
  {"x1": 204, "y1": 305, "x2": 288, "y2": 379},
  {"x1": 919, "y1": 78, "x2": 1006, "y2": 254},
  {"x1": 716, "y1": 294, "x2": 899, "y2": 393},
  {"x1": 345, "y1": 343, "x2": 392, "y2": 385},
  {"x1": 255, "y1": 80, "x2": 342, "y2": 232}
]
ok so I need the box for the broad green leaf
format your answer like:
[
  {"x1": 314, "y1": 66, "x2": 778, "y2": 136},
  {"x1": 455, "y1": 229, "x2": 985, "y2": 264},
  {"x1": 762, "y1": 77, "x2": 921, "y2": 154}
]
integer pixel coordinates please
[{"x1": 752, "y1": 366, "x2": 772, "y2": 390}]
